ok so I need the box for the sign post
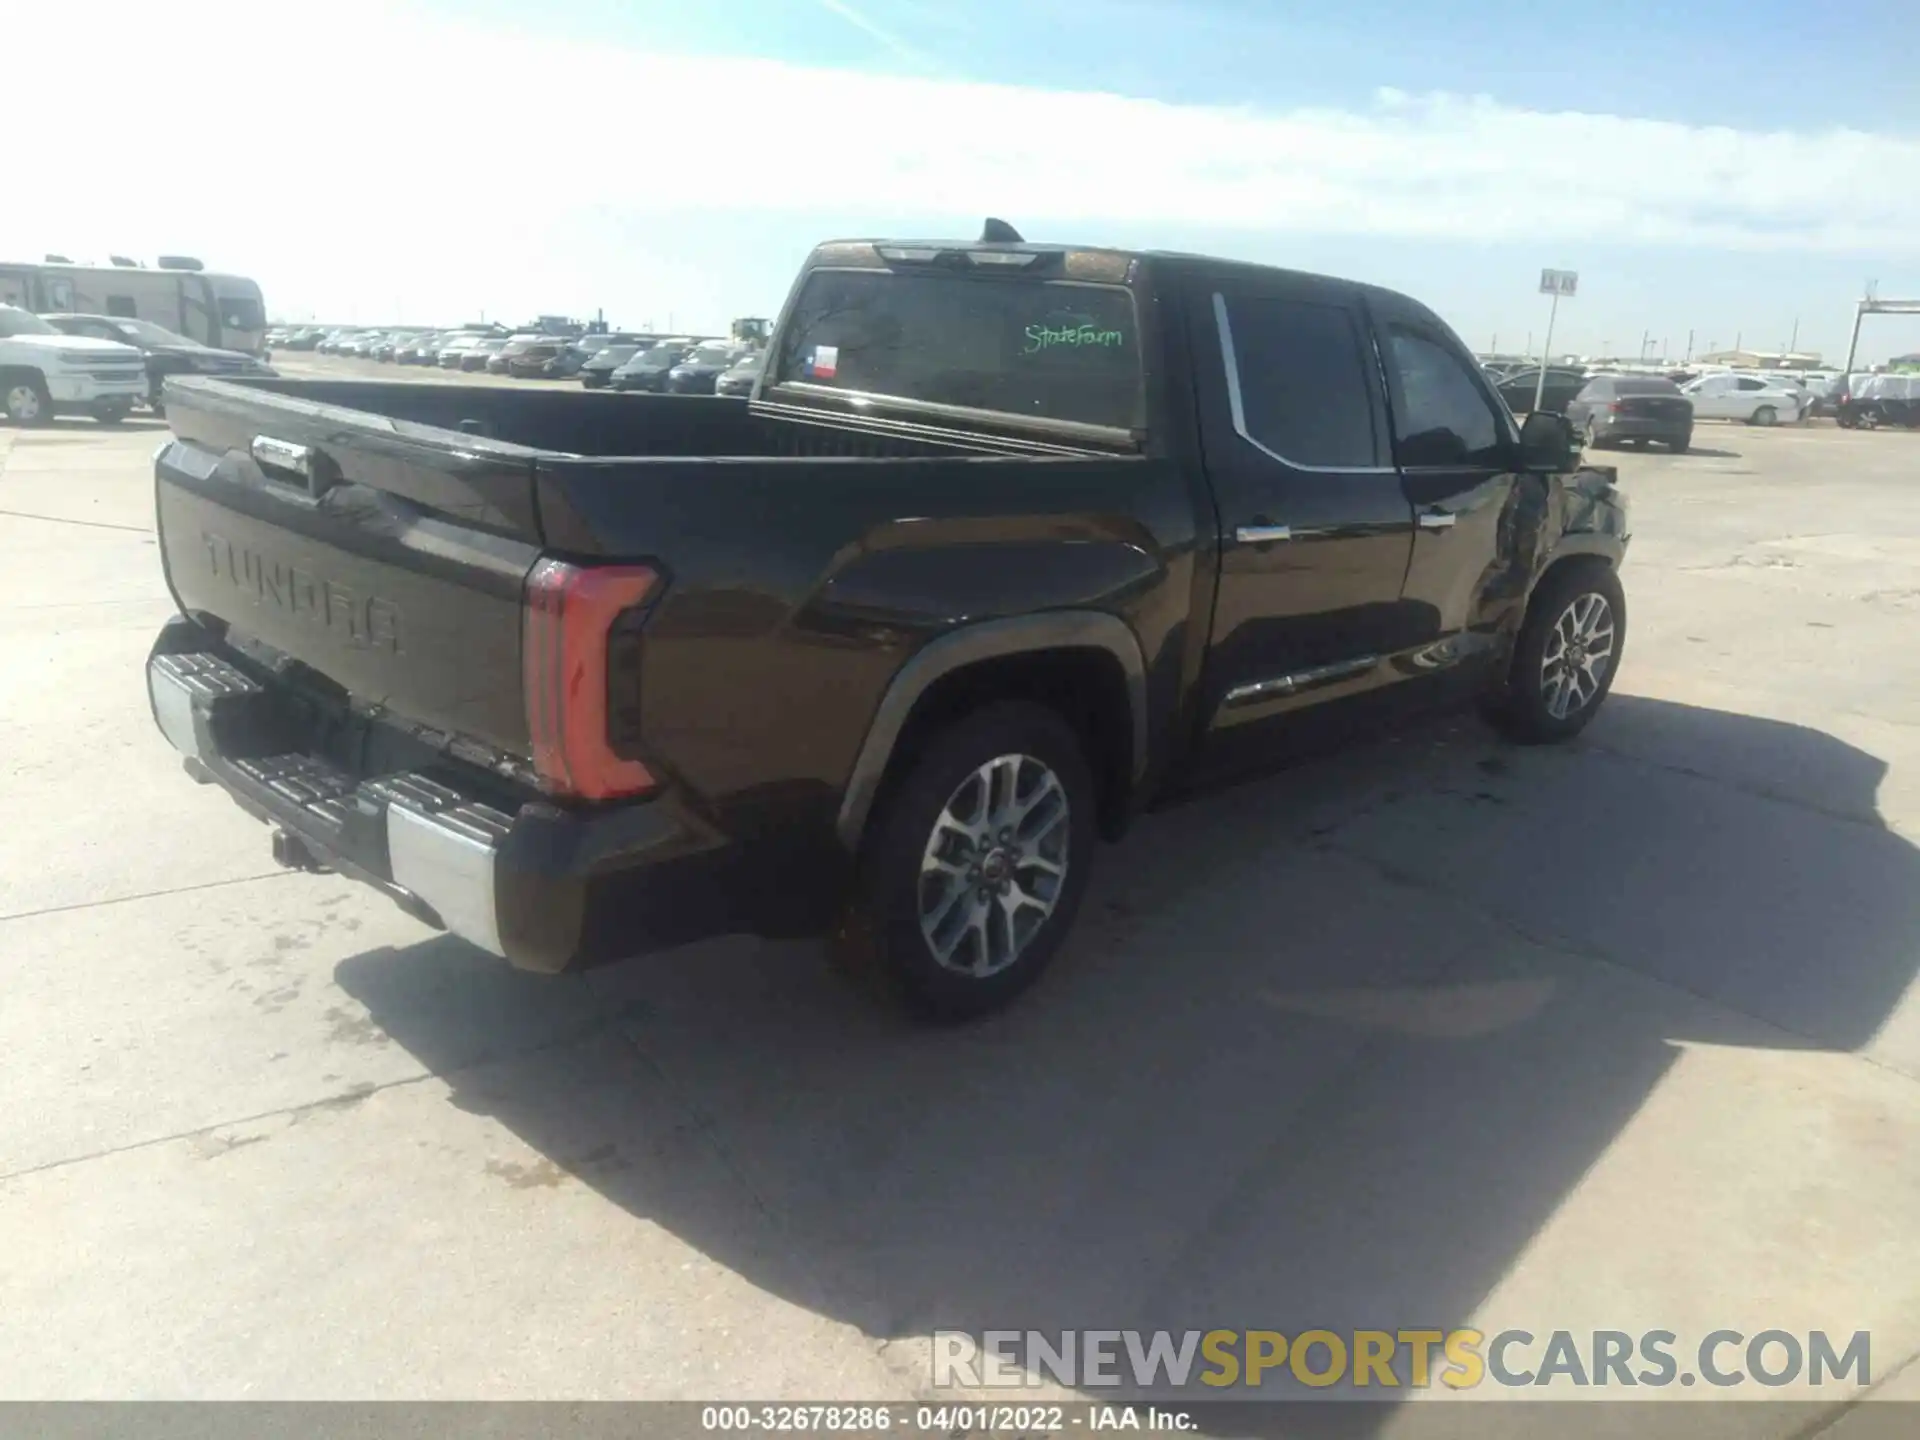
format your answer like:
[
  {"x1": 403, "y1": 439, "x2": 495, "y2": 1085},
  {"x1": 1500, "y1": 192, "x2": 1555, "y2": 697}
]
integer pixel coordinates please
[{"x1": 1535, "y1": 269, "x2": 1578, "y2": 413}]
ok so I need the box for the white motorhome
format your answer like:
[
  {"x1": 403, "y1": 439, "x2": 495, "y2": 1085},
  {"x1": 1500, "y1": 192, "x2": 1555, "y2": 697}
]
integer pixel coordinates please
[{"x1": 0, "y1": 256, "x2": 268, "y2": 356}]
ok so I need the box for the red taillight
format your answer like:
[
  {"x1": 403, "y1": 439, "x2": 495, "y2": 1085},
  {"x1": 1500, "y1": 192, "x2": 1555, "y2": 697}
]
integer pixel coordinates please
[
  {"x1": 1608, "y1": 401, "x2": 1624, "y2": 413},
  {"x1": 522, "y1": 559, "x2": 659, "y2": 800}
]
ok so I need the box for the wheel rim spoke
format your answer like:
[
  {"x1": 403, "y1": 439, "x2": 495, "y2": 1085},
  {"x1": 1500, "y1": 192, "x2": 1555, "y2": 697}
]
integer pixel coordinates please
[
  {"x1": 1539, "y1": 591, "x2": 1613, "y2": 720},
  {"x1": 918, "y1": 751, "x2": 1071, "y2": 978}
]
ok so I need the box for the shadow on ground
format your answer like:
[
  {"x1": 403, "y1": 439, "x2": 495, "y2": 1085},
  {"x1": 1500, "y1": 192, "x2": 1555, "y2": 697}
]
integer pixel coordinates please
[
  {"x1": 1596, "y1": 443, "x2": 1742, "y2": 459},
  {"x1": 336, "y1": 695, "x2": 1920, "y2": 1424}
]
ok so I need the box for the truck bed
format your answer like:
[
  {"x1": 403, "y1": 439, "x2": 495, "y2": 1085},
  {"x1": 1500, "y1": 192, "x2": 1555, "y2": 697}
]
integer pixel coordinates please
[{"x1": 172, "y1": 377, "x2": 1092, "y2": 465}]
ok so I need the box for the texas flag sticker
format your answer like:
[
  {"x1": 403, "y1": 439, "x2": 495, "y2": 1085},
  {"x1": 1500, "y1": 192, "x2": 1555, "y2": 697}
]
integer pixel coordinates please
[{"x1": 808, "y1": 344, "x2": 839, "y2": 379}]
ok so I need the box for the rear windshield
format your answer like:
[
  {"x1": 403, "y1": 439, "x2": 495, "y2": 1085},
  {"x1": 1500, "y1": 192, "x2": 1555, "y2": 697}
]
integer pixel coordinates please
[
  {"x1": 774, "y1": 269, "x2": 1144, "y2": 433},
  {"x1": 1614, "y1": 378, "x2": 1681, "y2": 395}
]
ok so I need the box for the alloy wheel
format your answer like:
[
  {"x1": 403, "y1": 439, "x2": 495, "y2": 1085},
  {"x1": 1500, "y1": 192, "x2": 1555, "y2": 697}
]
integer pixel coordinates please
[
  {"x1": 917, "y1": 752, "x2": 1071, "y2": 977},
  {"x1": 1540, "y1": 592, "x2": 1616, "y2": 720}
]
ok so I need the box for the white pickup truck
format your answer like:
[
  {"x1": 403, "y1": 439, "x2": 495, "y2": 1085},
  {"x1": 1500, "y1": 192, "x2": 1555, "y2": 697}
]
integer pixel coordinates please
[{"x1": 0, "y1": 304, "x2": 149, "y2": 425}]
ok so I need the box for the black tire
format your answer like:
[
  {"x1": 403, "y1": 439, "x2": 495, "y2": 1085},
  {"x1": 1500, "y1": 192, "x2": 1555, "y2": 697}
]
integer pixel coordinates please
[
  {"x1": 833, "y1": 701, "x2": 1098, "y2": 1021},
  {"x1": 1482, "y1": 560, "x2": 1626, "y2": 745},
  {"x1": 1666, "y1": 435, "x2": 1690, "y2": 453},
  {"x1": 1750, "y1": 405, "x2": 1777, "y2": 427},
  {"x1": 2, "y1": 374, "x2": 53, "y2": 427},
  {"x1": 92, "y1": 402, "x2": 130, "y2": 426}
]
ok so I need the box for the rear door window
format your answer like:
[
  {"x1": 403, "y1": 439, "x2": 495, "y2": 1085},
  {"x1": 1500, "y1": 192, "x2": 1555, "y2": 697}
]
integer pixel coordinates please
[
  {"x1": 1211, "y1": 292, "x2": 1383, "y2": 468},
  {"x1": 774, "y1": 269, "x2": 1144, "y2": 433}
]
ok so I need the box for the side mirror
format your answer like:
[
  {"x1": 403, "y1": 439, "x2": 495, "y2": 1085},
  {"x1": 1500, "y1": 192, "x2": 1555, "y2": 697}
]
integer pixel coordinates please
[{"x1": 1518, "y1": 410, "x2": 1576, "y2": 470}]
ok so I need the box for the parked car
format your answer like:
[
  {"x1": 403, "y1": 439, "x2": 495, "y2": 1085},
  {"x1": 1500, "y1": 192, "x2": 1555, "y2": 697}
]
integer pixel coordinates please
[
  {"x1": 577, "y1": 343, "x2": 644, "y2": 388},
  {"x1": 1797, "y1": 372, "x2": 1844, "y2": 418},
  {"x1": 42, "y1": 313, "x2": 276, "y2": 416},
  {"x1": 1681, "y1": 372, "x2": 1804, "y2": 426},
  {"x1": 486, "y1": 335, "x2": 548, "y2": 375},
  {"x1": 1496, "y1": 366, "x2": 1591, "y2": 416},
  {"x1": 506, "y1": 340, "x2": 573, "y2": 378},
  {"x1": 713, "y1": 350, "x2": 764, "y2": 398},
  {"x1": 541, "y1": 345, "x2": 592, "y2": 379},
  {"x1": 1827, "y1": 374, "x2": 1879, "y2": 427},
  {"x1": 0, "y1": 303, "x2": 149, "y2": 425},
  {"x1": 609, "y1": 338, "x2": 695, "y2": 391},
  {"x1": 458, "y1": 338, "x2": 511, "y2": 371},
  {"x1": 395, "y1": 334, "x2": 445, "y2": 365},
  {"x1": 1841, "y1": 374, "x2": 1920, "y2": 429},
  {"x1": 1564, "y1": 374, "x2": 1693, "y2": 452},
  {"x1": 667, "y1": 342, "x2": 748, "y2": 394},
  {"x1": 144, "y1": 228, "x2": 1627, "y2": 1020},
  {"x1": 431, "y1": 334, "x2": 487, "y2": 368}
]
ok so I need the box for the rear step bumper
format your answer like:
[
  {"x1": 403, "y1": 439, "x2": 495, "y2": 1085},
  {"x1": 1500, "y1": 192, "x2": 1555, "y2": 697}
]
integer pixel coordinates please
[{"x1": 145, "y1": 621, "x2": 800, "y2": 972}]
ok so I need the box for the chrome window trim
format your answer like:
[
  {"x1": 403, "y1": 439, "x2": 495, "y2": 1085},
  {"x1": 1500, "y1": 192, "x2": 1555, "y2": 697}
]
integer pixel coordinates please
[{"x1": 1211, "y1": 291, "x2": 1395, "y2": 476}]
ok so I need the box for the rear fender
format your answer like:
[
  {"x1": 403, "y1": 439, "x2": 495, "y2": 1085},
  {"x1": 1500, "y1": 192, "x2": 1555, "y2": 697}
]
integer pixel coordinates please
[{"x1": 834, "y1": 610, "x2": 1148, "y2": 849}]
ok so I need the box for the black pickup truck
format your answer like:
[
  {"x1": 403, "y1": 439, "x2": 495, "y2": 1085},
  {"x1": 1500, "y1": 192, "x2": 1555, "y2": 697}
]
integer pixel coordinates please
[{"x1": 146, "y1": 223, "x2": 1629, "y2": 1018}]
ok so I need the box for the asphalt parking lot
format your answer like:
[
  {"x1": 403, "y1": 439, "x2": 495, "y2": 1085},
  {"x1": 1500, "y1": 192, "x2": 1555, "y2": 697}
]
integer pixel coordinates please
[{"x1": 3, "y1": 391, "x2": 1919, "y2": 1427}]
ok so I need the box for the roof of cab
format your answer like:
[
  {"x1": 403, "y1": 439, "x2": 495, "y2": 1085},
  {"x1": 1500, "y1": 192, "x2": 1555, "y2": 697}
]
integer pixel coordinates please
[{"x1": 808, "y1": 236, "x2": 1438, "y2": 318}]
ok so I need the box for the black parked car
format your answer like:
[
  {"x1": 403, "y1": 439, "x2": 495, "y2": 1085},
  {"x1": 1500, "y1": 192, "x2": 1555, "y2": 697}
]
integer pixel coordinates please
[
  {"x1": 713, "y1": 351, "x2": 764, "y2": 398},
  {"x1": 1564, "y1": 374, "x2": 1694, "y2": 452},
  {"x1": 42, "y1": 313, "x2": 276, "y2": 416},
  {"x1": 667, "y1": 342, "x2": 748, "y2": 394},
  {"x1": 609, "y1": 339, "x2": 694, "y2": 392},
  {"x1": 1839, "y1": 374, "x2": 1920, "y2": 429},
  {"x1": 1496, "y1": 366, "x2": 1591, "y2": 416},
  {"x1": 577, "y1": 343, "x2": 644, "y2": 388}
]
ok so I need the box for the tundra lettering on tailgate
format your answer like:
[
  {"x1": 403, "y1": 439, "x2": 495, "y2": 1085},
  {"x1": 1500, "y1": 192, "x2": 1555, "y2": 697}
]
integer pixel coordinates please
[{"x1": 203, "y1": 531, "x2": 401, "y2": 652}]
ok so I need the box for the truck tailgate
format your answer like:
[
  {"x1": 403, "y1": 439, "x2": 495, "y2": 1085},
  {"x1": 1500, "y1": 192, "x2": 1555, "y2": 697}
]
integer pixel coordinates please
[{"x1": 155, "y1": 378, "x2": 544, "y2": 759}]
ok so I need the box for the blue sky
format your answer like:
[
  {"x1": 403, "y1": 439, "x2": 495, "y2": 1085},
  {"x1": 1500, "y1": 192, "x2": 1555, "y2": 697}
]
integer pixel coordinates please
[
  {"x1": 14, "y1": 0, "x2": 1920, "y2": 361},
  {"x1": 452, "y1": 0, "x2": 1920, "y2": 134}
]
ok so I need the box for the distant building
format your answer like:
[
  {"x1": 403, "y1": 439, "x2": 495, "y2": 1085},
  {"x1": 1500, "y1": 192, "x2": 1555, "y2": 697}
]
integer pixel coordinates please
[{"x1": 1697, "y1": 348, "x2": 1824, "y2": 369}]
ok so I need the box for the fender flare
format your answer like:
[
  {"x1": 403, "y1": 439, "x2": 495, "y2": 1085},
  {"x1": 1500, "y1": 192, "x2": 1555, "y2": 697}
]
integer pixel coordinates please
[
  {"x1": 834, "y1": 610, "x2": 1150, "y2": 850},
  {"x1": 1536, "y1": 532, "x2": 1626, "y2": 579}
]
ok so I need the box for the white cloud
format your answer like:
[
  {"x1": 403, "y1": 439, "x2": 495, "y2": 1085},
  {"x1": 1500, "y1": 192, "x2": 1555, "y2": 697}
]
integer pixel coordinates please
[{"x1": 7, "y1": 0, "x2": 1917, "y2": 322}]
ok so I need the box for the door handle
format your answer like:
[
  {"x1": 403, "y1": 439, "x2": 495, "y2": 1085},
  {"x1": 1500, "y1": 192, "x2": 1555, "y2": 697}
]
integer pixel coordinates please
[
  {"x1": 1417, "y1": 511, "x2": 1456, "y2": 531},
  {"x1": 1235, "y1": 524, "x2": 1292, "y2": 544}
]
